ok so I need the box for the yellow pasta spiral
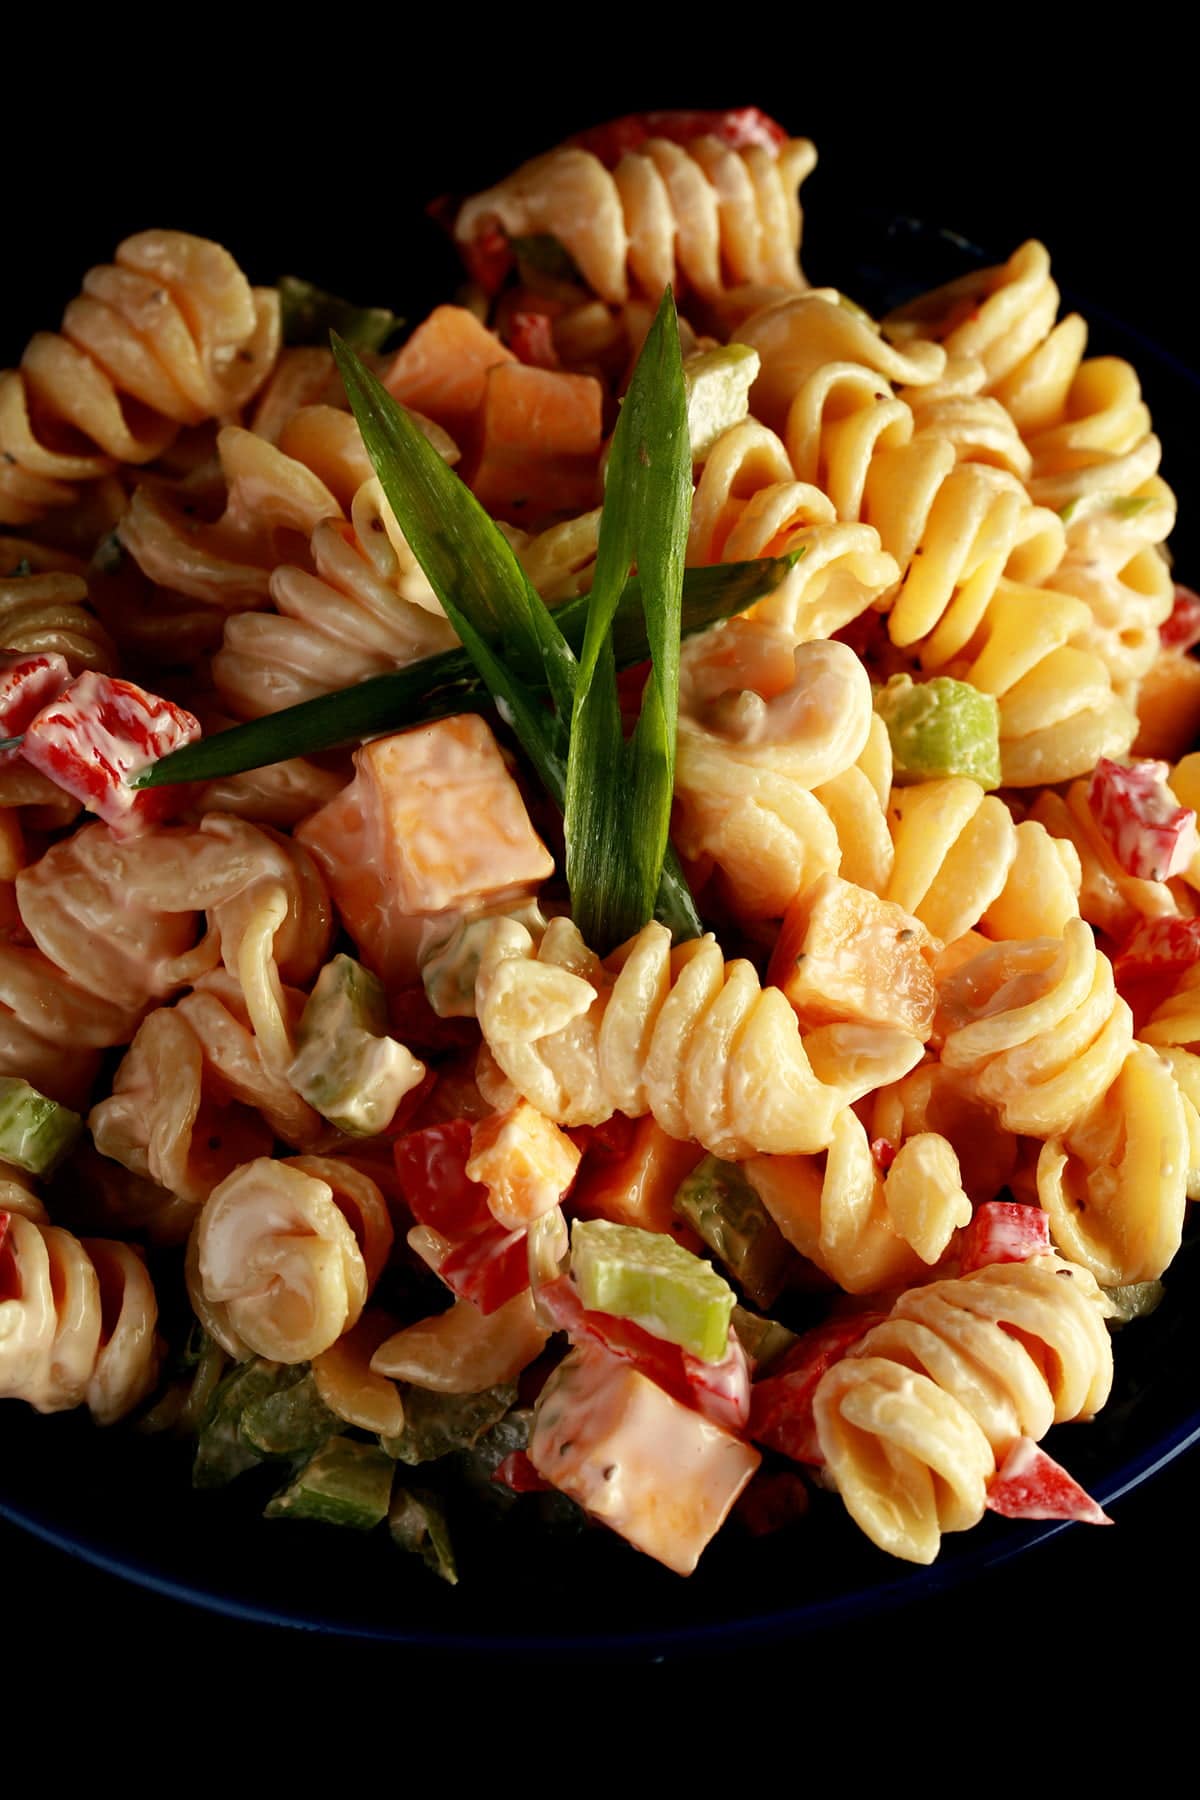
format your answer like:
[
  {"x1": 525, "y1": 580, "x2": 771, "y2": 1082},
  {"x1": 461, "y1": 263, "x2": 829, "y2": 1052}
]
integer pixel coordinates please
[
  {"x1": 474, "y1": 915, "x2": 925, "y2": 1158},
  {"x1": 0, "y1": 1210, "x2": 160, "y2": 1423},
  {"x1": 0, "y1": 230, "x2": 280, "y2": 527},
  {"x1": 191, "y1": 1155, "x2": 393, "y2": 1363},
  {"x1": 1029, "y1": 778, "x2": 1182, "y2": 941},
  {"x1": 454, "y1": 134, "x2": 817, "y2": 307},
  {"x1": 813, "y1": 1253, "x2": 1114, "y2": 1563},
  {"x1": 0, "y1": 567, "x2": 116, "y2": 674}
]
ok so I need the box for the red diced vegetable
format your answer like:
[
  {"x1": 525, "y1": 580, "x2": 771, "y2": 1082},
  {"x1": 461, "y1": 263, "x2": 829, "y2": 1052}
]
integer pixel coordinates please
[
  {"x1": 0, "y1": 1210, "x2": 10, "y2": 1259},
  {"x1": 1160, "y1": 584, "x2": 1200, "y2": 652},
  {"x1": 387, "y1": 986, "x2": 480, "y2": 1058},
  {"x1": 0, "y1": 651, "x2": 70, "y2": 761},
  {"x1": 569, "y1": 108, "x2": 788, "y2": 169},
  {"x1": 492, "y1": 1450, "x2": 552, "y2": 1494},
  {"x1": 536, "y1": 1274, "x2": 750, "y2": 1432},
  {"x1": 460, "y1": 216, "x2": 514, "y2": 295},
  {"x1": 393, "y1": 1121, "x2": 492, "y2": 1236},
  {"x1": 959, "y1": 1201, "x2": 1051, "y2": 1275},
  {"x1": 507, "y1": 311, "x2": 561, "y2": 370},
  {"x1": 986, "y1": 1437, "x2": 1111, "y2": 1525},
  {"x1": 1086, "y1": 757, "x2": 1198, "y2": 882},
  {"x1": 749, "y1": 1313, "x2": 884, "y2": 1466},
  {"x1": 20, "y1": 671, "x2": 199, "y2": 835},
  {"x1": 870, "y1": 1136, "x2": 897, "y2": 1172},
  {"x1": 735, "y1": 1470, "x2": 810, "y2": 1537},
  {"x1": 1114, "y1": 914, "x2": 1200, "y2": 981},
  {"x1": 567, "y1": 1113, "x2": 637, "y2": 1164},
  {"x1": 439, "y1": 1220, "x2": 530, "y2": 1314}
]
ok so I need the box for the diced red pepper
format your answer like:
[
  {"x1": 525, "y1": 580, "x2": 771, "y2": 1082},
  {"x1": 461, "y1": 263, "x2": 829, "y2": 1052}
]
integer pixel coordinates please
[
  {"x1": 439, "y1": 1220, "x2": 529, "y2": 1314},
  {"x1": 19, "y1": 671, "x2": 199, "y2": 836},
  {"x1": 460, "y1": 215, "x2": 515, "y2": 296},
  {"x1": 1086, "y1": 757, "x2": 1198, "y2": 882},
  {"x1": 393, "y1": 1121, "x2": 492, "y2": 1236},
  {"x1": 870, "y1": 1136, "x2": 897, "y2": 1172},
  {"x1": 536, "y1": 1274, "x2": 750, "y2": 1432},
  {"x1": 748, "y1": 1313, "x2": 884, "y2": 1466},
  {"x1": 0, "y1": 651, "x2": 70, "y2": 762},
  {"x1": 567, "y1": 1112, "x2": 637, "y2": 1165},
  {"x1": 568, "y1": 107, "x2": 788, "y2": 169},
  {"x1": 959, "y1": 1201, "x2": 1052, "y2": 1276},
  {"x1": 986, "y1": 1437, "x2": 1112, "y2": 1525},
  {"x1": 1161, "y1": 584, "x2": 1200, "y2": 652},
  {"x1": 507, "y1": 310, "x2": 561, "y2": 370},
  {"x1": 1114, "y1": 914, "x2": 1200, "y2": 981},
  {"x1": 387, "y1": 985, "x2": 480, "y2": 1058},
  {"x1": 0, "y1": 1210, "x2": 10, "y2": 1261},
  {"x1": 734, "y1": 1470, "x2": 810, "y2": 1537},
  {"x1": 492, "y1": 1450, "x2": 552, "y2": 1494}
]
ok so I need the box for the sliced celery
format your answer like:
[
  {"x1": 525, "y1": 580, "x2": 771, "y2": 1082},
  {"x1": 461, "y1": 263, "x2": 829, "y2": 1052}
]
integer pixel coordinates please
[
  {"x1": 264, "y1": 1437, "x2": 394, "y2": 1530},
  {"x1": 570, "y1": 1219, "x2": 735, "y2": 1363},
  {"x1": 874, "y1": 673, "x2": 1001, "y2": 788},
  {"x1": 289, "y1": 953, "x2": 424, "y2": 1136},
  {"x1": 0, "y1": 1077, "x2": 82, "y2": 1177}
]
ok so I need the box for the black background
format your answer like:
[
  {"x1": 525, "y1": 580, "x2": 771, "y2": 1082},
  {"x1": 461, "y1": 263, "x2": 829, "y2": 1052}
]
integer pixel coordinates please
[{"x1": 3, "y1": 24, "x2": 1196, "y2": 1721}]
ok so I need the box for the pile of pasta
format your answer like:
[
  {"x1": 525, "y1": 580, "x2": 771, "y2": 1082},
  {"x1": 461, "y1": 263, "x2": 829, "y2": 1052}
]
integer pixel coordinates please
[{"x1": 1, "y1": 108, "x2": 1197, "y2": 1578}]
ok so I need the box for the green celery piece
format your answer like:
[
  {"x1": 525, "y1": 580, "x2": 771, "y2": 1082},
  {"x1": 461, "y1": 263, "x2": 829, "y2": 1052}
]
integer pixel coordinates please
[
  {"x1": 564, "y1": 287, "x2": 692, "y2": 953},
  {"x1": 278, "y1": 275, "x2": 401, "y2": 352},
  {"x1": 192, "y1": 1359, "x2": 299, "y2": 1489},
  {"x1": 1102, "y1": 1279, "x2": 1166, "y2": 1325},
  {"x1": 0, "y1": 1078, "x2": 81, "y2": 1177},
  {"x1": 729, "y1": 1304, "x2": 800, "y2": 1373},
  {"x1": 684, "y1": 344, "x2": 759, "y2": 461},
  {"x1": 874, "y1": 673, "x2": 1001, "y2": 788},
  {"x1": 1059, "y1": 491, "x2": 1155, "y2": 527},
  {"x1": 389, "y1": 1485, "x2": 458, "y2": 1585},
  {"x1": 178, "y1": 1333, "x2": 230, "y2": 1435},
  {"x1": 240, "y1": 1370, "x2": 340, "y2": 1458},
  {"x1": 423, "y1": 901, "x2": 547, "y2": 1018},
  {"x1": 674, "y1": 1155, "x2": 794, "y2": 1308},
  {"x1": 289, "y1": 953, "x2": 421, "y2": 1135},
  {"x1": 265, "y1": 1437, "x2": 394, "y2": 1529},
  {"x1": 571, "y1": 1218, "x2": 735, "y2": 1363},
  {"x1": 380, "y1": 1381, "x2": 517, "y2": 1465},
  {"x1": 134, "y1": 552, "x2": 796, "y2": 788}
]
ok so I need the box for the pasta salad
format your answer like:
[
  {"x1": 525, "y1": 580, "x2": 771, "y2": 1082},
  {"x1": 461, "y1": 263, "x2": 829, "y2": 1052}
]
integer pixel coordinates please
[{"x1": 1, "y1": 106, "x2": 1195, "y2": 1586}]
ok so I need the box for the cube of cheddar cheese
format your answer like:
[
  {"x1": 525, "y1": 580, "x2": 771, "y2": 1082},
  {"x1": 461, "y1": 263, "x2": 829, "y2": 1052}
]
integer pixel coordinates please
[
  {"x1": 767, "y1": 872, "x2": 939, "y2": 1041},
  {"x1": 296, "y1": 716, "x2": 554, "y2": 986},
  {"x1": 529, "y1": 1346, "x2": 760, "y2": 1576},
  {"x1": 466, "y1": 1098, "x2": 581, "y2": 1229}
]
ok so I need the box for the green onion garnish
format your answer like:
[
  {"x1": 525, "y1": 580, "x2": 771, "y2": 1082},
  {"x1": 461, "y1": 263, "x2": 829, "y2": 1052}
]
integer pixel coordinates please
[{"x1": 278, "y1": 275, "x2": 402, "y2": 353}]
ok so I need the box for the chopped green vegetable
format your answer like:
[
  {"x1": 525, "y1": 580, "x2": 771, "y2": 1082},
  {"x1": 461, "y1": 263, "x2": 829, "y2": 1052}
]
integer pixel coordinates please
[
  {"x1": 265, "y1": 1436, "x2": 394, "y2": 1529},
  {"x1": 683, "y1": 344, "x2": 760, "y2": 461},
  {"x1": 380, "y1": 1381, "x2": 517, "y2": 1465},
  {"x1": 422, "y1": 900, "x2": 547, "y2": 1018},
  {"x1": 509, "y1": 233, "x2": 582, "y2": 285},
  {"x1": 874, "y1": 673, "x2": 1001, "y2": 788},
  {"x1": 571, "y1": 1218, "x2": 735, "y2": 1363},
  {"x1": 1059, "y1": 491, "x2": 1156, "y2": 528},
  {"x1": 289, "y1": 953, "x2": 424, "y2": 1135},
  {"x1": 456, "y1": 1407, "x2": 534, "y2": 1509},
  {"x1": 92, "y1": 531, "x2": 124, "y2": 575},
  {"x1": 1102, "y1": 1279, "x2": 1166, "y2": 1325},
  {"x1": 389, "y1": 1484, "x2": 458, "y2": 1584},
  {"x1": 0, "y1": 1078, "x2": 82, "y2": 1177},
  {"x1": 240, "y1": 1370, "x2": 340, "y2": 1458},
  {"x1": 565, "y1": 287, "x2": 692, "y2": 953},
  {"x1": 178, "y1": 1333, "x2": 230, "y2": 1435},
  {"x1": 278, "y1": 274, "x2": 401, "y2": 352},
  {"x1": 193, "y1": 1359, "x2": 298, "y2": 1489},
  {"x1": 673, "y1": 1155, "x2": 794, "y2": 1307},
  {"x1": 729, "y1": 1304, "x2": 800, "y2": 1373},
  {"x1": 0, "y1": 737, "x2": 22, "y2": 755},
  {"x1": 134, "y1": 554, "x2": 795, "y2": 789}
]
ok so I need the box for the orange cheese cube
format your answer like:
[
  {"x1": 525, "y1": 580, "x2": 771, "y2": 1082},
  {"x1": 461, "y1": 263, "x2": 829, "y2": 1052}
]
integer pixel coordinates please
[
  {"x1": 768, "y1": 873, "x2": 938, "y2": 1040},
  {"x1": 466, "y1": 1098, "x2": 581, "y2": 1229},
  {"x1": 296, "y1": 715, "x2": 554, "y2": 985},
  {"x1": 467, "y1": 363, "x2": 603, "y2": 523},
  {"x1": 570, "y1": 1115, "x2": 704, "y2": 1247},
  {"x1": 383, "y1": 305, "x2": 516, "y2": 443}
]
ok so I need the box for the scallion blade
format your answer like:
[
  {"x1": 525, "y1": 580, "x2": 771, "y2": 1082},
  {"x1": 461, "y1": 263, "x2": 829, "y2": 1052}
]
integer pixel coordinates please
[
  {"x1": 564, "y1": 288, "x2": 692, "y2": 951},
  {"x1": 278, "y1": 276, "x2": 402, "y2": 353},
  {"x1": 0, "y1": 736, "x2": 23, "y2": 755}
]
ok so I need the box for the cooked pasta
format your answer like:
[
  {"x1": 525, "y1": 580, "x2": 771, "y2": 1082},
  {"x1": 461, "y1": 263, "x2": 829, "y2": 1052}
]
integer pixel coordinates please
[
  {"x1": 813, "y1": 1253, "x2": 1113, "y2": 1563},
  {"x1": 0, "y1": 109, "x2": 1191, "y2": 1589}
]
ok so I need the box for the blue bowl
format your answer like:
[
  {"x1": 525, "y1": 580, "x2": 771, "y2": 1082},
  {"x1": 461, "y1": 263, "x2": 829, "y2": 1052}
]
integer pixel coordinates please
[{"x1": 3, "y1": 215, "x2": 1198, "y2": 1650}]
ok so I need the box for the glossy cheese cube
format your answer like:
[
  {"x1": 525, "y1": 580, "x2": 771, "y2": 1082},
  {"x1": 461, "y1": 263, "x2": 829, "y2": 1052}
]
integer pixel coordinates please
[
  {"x1": 768, "y1": 872, "x2": 938, "y2": 1040},
  {"x1": 466, "y1": 1098, "x2": 581, "y2": 1229}
]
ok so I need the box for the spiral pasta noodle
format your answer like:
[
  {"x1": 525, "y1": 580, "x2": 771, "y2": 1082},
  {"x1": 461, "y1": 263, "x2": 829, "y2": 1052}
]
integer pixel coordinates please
[
  {"x1": 474, "y1": 914, "x2": 924, "y2": 1157},
  {"x1": 0, "y1": 1209, "x2": 160, "y2": 1422},
  {"x1": 0, "y1": 567, "x2": 117, "y2": 675},
  {"x1": 1029, "y1": 778, "x2": 1182, "y2": 941},
  {"x1": 812, "y1": 1253, "x2": 1114, "y2": 1563},
  {"x1": 190, "y1": 1154, "x2": 393, "y2": 1362},
  {"x1": 0, "y1": 230, "x2": 279, "y2": 528},
  {"x1": 455, "y1": 132, "x2": 817, "y2": 307}
]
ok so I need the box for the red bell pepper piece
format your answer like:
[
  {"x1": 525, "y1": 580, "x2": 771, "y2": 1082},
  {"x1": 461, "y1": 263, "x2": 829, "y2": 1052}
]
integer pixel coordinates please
[
  {"x1": 734, "y1": 1470, "x2": 810, "y2": 1537},
  {"x1": 0, "y1": 651, "x2": 70, "y2": 762},
  {"x1": 959, "y1": 1201, "x2": 1052, "y2": 1276},
  {"x1": 870, "y1": 1136, "x2": 897, "y2": 1172},
  {"x1": 536, "y1": 1274, "x2": 750, "y2": 1432},
  {"x1": 1086, "y1": 757, "x2": 1198, "y2": 882},
  {"x1": 1161, "y1": 584, "x2": 1200, "y2": 652},
  {"x1": 438, "y1": 1221, "x2": 529, "y2": 1314},
  {"x1": 460, "y1": 216, "x2": 514, "y2": 296},
  {"x1": 567, "y1": 1112, "x2": 637, "y2": 1164},
  {"x1": 387, "y1": 985, "x2": 480, "y2": 1057},
  {"x1": 986, "y1": 1437, "x2": 1111, "y2": 1525},
  {"x1": 748, "y1": 1313, "x2": 884, "y2": 1466},
  {"x1": 1114, "y1": 914, "x2": 1200, "y2": 982},
  {"x1": 393, "y1": 1121, "x2": 491, "y2": 1236},
  {"x1": 0, "y1": 1209, "x2": 10, "y2": 1261},
  {"x1": 569, "y1": 107, "x2": 788, "y2": 169},
  {"x1": 20, "y1": 671, "x2": 199, "y2": 835},
  {"x1": 507, "y1": 310, "x2": 561, "y2": 370},
  {"x1": 492, "y1": 1450, "x2": 552, "y2": 1494}
]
